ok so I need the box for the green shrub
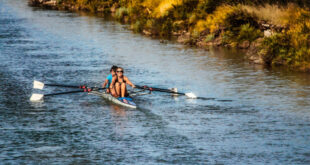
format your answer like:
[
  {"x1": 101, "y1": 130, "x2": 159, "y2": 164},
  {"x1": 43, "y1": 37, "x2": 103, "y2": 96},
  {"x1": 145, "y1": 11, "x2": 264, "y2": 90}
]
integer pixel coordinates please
[
  {"x1": 145, "y1": 19, "x2": 155, "y2": 29},
  {"x1": 115, "y1": 7, "x2": 129, "y2": 20},
  {"x1": 197, "y1": 0, "x2": 223, "y2": 14},
  {"x1": 172, "y1": 20, "x2": 185, "y2": 32},
  {"x1": 225, "y1": 7, "x2": 259, "y2": 31},
  {"x1": 204, "y1": 34, "x2": 215, "y2": 42},
  {"x1": 131, "y1": 21, "x2": 143, "y2": 32},
  {"x1": 261, "y1": 33, "x2": 292, "y2": 65},
  {"x1": 188, "y1": 13, "x2": 198, "y2": 24},
  {"x1": 160, "y1": 18, "x2": 173, "y2": 36},
  {"x1": 222, "y1": 30, "x2": 234, "y2": 44},
  {"x1": 237, "y1": 23, "x2": 262, "y2": 42}
]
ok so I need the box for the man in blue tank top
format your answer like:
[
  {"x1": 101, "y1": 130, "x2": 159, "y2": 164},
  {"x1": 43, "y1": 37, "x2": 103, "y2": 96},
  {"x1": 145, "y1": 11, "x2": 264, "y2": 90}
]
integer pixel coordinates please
[{"x1": 102, "y1": 65, "x2": 118, "y2": 97}]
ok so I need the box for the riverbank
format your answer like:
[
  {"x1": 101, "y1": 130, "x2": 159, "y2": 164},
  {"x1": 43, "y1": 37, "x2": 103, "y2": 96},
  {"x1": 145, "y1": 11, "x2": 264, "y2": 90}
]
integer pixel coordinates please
[{"x1": 29, "y1": 0, "x2": 310, "y2": 72}]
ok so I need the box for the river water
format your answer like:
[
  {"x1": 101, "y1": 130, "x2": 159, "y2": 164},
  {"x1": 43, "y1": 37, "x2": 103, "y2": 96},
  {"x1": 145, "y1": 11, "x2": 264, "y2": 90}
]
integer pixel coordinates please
[{"x1": 1, "y1": 0, "x2": 310, "y2": 164}]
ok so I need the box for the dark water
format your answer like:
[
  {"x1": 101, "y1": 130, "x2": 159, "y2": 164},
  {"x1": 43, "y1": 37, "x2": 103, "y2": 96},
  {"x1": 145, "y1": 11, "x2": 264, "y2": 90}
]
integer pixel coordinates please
[{"x1": 1, "y1": 0, "x2": 310, "y2": 164}]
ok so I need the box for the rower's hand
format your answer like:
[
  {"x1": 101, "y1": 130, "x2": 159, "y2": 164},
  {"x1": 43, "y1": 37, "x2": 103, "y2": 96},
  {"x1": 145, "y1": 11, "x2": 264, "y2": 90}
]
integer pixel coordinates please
[{"x1": 132, "y1": 85, "x2": 136, "y2": 88}]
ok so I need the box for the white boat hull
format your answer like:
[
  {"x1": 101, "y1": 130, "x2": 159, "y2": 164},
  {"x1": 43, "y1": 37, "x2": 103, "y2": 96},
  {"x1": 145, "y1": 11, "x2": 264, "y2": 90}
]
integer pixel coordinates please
[{"x1": 90, "y1": 91, "x2": 137, "y2": 108}]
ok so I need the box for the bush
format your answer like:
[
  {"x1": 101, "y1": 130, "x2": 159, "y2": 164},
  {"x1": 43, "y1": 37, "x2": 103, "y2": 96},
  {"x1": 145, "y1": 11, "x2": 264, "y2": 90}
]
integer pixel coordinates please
[
  {"x1": 145, "y1": 19, "x2": 155, "y2": 29},
  {"x1": 172, "y1": 20, "x2": 185, "y2": 32},
  {"x1": 191, "y1": 5, "x2": 235, "y2": 35},
  {"x1": 115, "y1": 7, "x2": 129, "y2": 20},
  {"x1": 160, "y1": 18, "x2": 173, "y2": 35},
  {"x1": 131, "y1": 21, "x2": 143, "y2": 32},
  {"x1": 197, "y1": 0, "x2": 223, "y2": 14},
  {"x1": 237, "y1": 23, "x2": 262, "y2": 42},
  {"x1": 261, "y1": 33, "x2": 291, "y2": 65},
  {"x1": 222, "y1": 30, "x2": 234, "y2": 44},
  {"x1": 204, "y1": 34, "x2": 215, "y2": 42},
  {"x1": 261, "y1": 31, "x2": 310, "y2": 70},
  {"x1": 224, "y1": 6, "x2": 259, "y2": 30}
]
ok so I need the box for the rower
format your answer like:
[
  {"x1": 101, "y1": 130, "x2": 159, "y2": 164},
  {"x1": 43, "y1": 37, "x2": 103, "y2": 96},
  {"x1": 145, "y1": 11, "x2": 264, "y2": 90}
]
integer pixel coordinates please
[
  {"x1": 102, "y1": 65, "x2": 118, "y2": 97},
  {"x1": 111, "y1": 67, "x2": 135, "y2": 102}
]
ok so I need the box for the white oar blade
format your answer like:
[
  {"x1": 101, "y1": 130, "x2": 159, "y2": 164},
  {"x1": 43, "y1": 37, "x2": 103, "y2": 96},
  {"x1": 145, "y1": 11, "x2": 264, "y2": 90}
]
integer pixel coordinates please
[
  {"x1": 33, "y1": 80, "x2": 44, "y2": 89},
  {"x1": 170, "y1": 88, "x2": 178, "y2": 96},
  {"x1": 185, "y1": 92, "x2": 197, "y2": 99},
  {"x1": 30, "y1": 93, "x2": 44, "y2": 102}
]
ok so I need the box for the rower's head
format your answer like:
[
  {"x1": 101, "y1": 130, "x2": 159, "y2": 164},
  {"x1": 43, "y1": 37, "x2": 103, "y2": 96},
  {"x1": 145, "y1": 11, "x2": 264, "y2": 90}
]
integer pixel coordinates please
[
  {"x1": 110, "y1": 65, "x2": 118, "y2": 75},
  {"x1": 116, "y1": 67, "x2": 124, "y2": 76}
]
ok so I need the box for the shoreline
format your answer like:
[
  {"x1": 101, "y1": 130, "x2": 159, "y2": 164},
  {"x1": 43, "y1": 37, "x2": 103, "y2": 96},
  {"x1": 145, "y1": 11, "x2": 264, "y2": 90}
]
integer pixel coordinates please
[{"x1": 28, "y1": 0, "x2": 310, "y2": 72}]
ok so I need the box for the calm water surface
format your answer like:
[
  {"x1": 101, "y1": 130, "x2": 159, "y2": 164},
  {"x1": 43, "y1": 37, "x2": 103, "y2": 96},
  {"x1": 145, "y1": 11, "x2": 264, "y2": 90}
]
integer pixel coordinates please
[{"x1": 1, "y1": 0, "x2": 310, "y2": 164}]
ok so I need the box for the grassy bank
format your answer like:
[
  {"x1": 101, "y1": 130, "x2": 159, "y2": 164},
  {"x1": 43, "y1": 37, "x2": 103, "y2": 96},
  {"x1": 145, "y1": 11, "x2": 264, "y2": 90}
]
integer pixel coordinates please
[{"x1": 30, "y1": 0, "x2": 310, "y2": 72}]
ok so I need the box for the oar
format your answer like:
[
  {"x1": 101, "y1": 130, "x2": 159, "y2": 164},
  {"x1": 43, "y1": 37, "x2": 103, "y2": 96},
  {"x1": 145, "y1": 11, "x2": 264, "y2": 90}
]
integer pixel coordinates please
[
  {"x1": 33, "y1": 80, "x2": 88, "y2": 90},
  {"x1": 135, "y1": 85, "x2": 229, "y2": 101},
  {"x1": 30, "y1": 86, "x2": 106, "y2": 102},
  {"x1": 135, "y1": 85, "x2": 198, "y2": 99},
  {"x1": 31, "y1": 80, "x2": 106, "y2": 102},
  {"x1": 30, "y1": 90, "x2": 85, "y2": 101}
]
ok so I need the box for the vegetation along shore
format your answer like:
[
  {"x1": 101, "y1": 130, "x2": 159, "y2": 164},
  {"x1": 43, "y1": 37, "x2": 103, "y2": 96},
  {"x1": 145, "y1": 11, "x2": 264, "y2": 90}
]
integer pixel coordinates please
[{"x1": 29, "y1": 0, "x2": 310, "y2": 72}]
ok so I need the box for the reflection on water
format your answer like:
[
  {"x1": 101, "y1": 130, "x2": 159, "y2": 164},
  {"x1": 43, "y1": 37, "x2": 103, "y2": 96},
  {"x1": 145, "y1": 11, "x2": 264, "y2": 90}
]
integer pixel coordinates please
[
  {"x1": 0, "y1": 0, "x2": 310, "y2": 164},
  {"x1": 109, "y1": 104, "x2": 128, "y2": 136}
]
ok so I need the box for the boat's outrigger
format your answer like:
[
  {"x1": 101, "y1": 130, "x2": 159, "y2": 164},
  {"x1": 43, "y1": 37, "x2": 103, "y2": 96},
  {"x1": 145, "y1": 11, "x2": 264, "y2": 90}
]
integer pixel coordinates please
[{"x1": 128, "y1": 88, "x2": 152, "y2": 96}]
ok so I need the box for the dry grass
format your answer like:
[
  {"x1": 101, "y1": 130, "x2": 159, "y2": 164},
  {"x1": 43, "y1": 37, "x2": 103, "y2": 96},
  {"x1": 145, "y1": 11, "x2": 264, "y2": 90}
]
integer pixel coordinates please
[{"x1": 241, "y1": 3, "x2": 298, "y2": 26}]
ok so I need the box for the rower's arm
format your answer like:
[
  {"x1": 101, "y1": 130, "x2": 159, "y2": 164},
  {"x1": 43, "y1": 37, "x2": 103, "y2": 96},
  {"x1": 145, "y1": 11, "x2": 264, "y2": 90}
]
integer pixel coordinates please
[
  {"x1": 102, "y1": 79, "x2": 108, "y2": 88},
  {"x1": 125, "y1": 76, "x2": 135, "y2": 88}
]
